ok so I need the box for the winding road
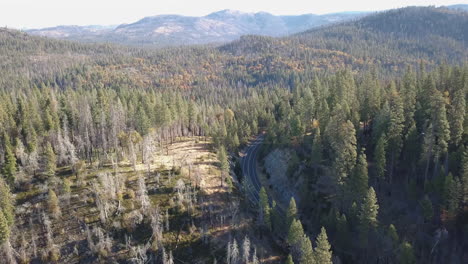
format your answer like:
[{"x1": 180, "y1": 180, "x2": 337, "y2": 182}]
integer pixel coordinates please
[
  {"x1": 241, "y1": 134, "x2": 287, "y2": 220},
  {"x1": 241, "y1": 135, "x2": 264, "y2": 203}
]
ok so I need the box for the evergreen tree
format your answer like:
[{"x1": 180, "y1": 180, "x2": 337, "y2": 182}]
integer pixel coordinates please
[
  {"x1": 374, "y1": 135, "x2": 387, "y2": 181},
  {"x1": 358, "y1": 187, "x2": 379, "y2": 247},
  {"x1": 136, "y1": 105, "x2": 151, "y2": 135},
  {"x1": 430, "y1": 88, "x2": 450, "y2": 160},
  {"x1": 310, "y1": 127, "x2": 323, "y2": 177},
  {"x1": 398, "y1": 242, "x2": 416, "y2": 264},
  {"x1": 387, "y1": 224, "x2": 399, "y2": 257},
  {"x1": 285, "y1": 254, "x2": 294, "y2": 264},
  {"x1": 259, "y1": 187, "x2": 271, "y2": 229},
  {"x1": 402, "y1": 68, "x2": 417, "y2": 131},
  {"x1": 422, "y1": 86, "x2": 450, "y2": 182},
  {"x1": 349, "y1": 149, "x2": 369, "y2": 203},
  {"x1": 288, "y1": 219, "x2": 305, "y2": 261},
  {"x1": 335, "y1": 213, "x2": 349, "y2": 251},
  {"x1": 291, "y1": 116, "x2": 305, "y2": 140},
  {"x1": 386, "y1": 82, "x2": 405, "y2": 183},
  {"x1": 314, "y1": 227, "x2": 332, "y2": 264},
  {"x1": 325, "y1": 112, "x2": 357, "y2": 208},
  {"x1": 402, "y1": 122, "x2": 420, "y2": 177},
  {"x1": 420, "y1": 195, "x2": 433, "y2": 223},
  {"x1": 48, "y1": 189, "x2": 61, "y2": 218},
  {"x1": 0, "y1": 210, "x2": 10, "y2": 244},
  {"x1": 448, "y1": 84, "x2": 465, "y2": 146},
  {"x1": 44, "y1": 142, "x2": 56, "y2": 178},
  {"x1": 442, "y1": 173, "x2": 458, "y2": 212},
  {"x1": 232, "y1": 132, "x2": 240, "y2": 149},
  {"x1": 1, "y1": 134, "x2": 16, "y2": 186},
  {"x1": 63, "y1": 178, "x2": 72, "y2": 194},
  {"x1": 461, "y1": 149, "x2": 468, "y2": 207},
  {"x1": 0, "y1": 178, "x2": 14, "y2": 227},
  {"x1": 300, "y1": 235, "x2": 315, "y2": 264},
  {"x1": 388, "y1": 224, "x2": 399, "y2": 246},
  {"x1": 287, "y1": 197, "x2": 298, "y2": 230},
  {"x1": 271, "y1": 200, "x2": 282, "y2": 232}
]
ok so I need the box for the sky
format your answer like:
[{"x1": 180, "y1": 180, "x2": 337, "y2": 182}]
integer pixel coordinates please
[{"x1": 0, "y1": 0, "x2": 464, "y2": 29}]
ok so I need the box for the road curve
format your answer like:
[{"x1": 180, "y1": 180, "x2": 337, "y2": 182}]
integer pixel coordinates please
[
  {"x1": 241, "y1": 135, "x2": 264, "y2": 203},
  {"x1": 241, "y1": 134, "x2": 287, "y2": 226}
]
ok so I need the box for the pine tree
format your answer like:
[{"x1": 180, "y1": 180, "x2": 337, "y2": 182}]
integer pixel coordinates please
[
  {"x1": 136, "y1": 105, "x2": 150, "y2": 135},
  {"x1": 398, "y1": 242, "x2": 416, "y2": 264},
  {"x1": 314, "y1": 227, "x2": 332, "y2": 264},
  {"x1": 288, "y1": 219, "x2": 305, "y2": 261},
  {"x1": 44, "y1": 142, "x2": 56, "y2": 178},
  {"x1": 349, "y1": 149, "x2": 369, "y2": 203},
  {"x1": 287, "y1": 197, "x2": 298, "y2": 230},
  {"x1": 63, "y1": 178, "x2": 72, "y2": 194},
  {"x1": 232, "y1": 132, "x2": 240, "y2": 149},
  {"x1": 402, "y1": 68, "x2": 417, "y2": 131},
  {"x1": 300, "y1": 235, "x2": 315, "y2": 264},
  {"x1": 271, "y1": 200, "x2": 282, "y2": 232},
  {"x1": 402, "y1": 122, "x2": 420, "y2": 177},
  {"x1": 422, "y1": 86, "x2": 450, "y2": 182},
  {"x1": 259, "y1": 187, "x2": 271, "y2": 229},
  {"x1": 0, "y1": 210, "x2": 10, "y2": 244},
  {"x1": 386, "y1": 82, "x2": 405, "y2": 184},
  {"x1": 26, "y1": 125, "x2": 38, "y2": 153},
  {"x1": 358, "y1": 187, "x2": 379, "y2": 247},
  {"x1": 442, "y1": 173, "x2": 458, "y2": 212},
  {"x1": 374, "y1": 135, "x2": 386, "y2": 181},
  {"x1": 420, "y1": 195, "x2": 433, "y2": 223},
  {"x1": 2, "y1": 134, "x2": 16, "y2": 186},
  {"x1": 325, "y1": 112, "x2": 357, "y2": 209},
  {"x1": 388, "y1": 224, "x2": 399, "y2": 246},
  {"x1": 285, "y1": 254, "x2": 294, "y2": 264},
  {"x1": 0, "y1": 178, "x2": 14, "y2": 226},
  {"x1": 335, "y1": 213, "x2": 349, "y2": 250},
  {"x1": 461, "y1": 149, "x2": 468, "y2": 207},
  {"x1": 291, "y1": 116, "x2": 305, "y2": 140},
  {"x1": 448, "y1": 86, "x2": 465, "y2": 146},
  {"x1": 48, "y1": 189, "x2": 61, "y2": 218},
  {"x1": 310, "y1": 127, "x2": 322, "y2": 177}
]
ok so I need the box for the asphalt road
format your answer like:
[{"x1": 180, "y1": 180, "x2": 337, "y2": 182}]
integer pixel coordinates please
[
  {"x1": 241, "y1": 135, "x2": 288, "y2": 216},
  {"x1": 241, "y1": 135, "x2": 264, "y2": 203}
]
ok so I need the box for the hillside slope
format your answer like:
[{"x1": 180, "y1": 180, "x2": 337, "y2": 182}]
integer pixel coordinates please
[
  {"x1": 294, "y1": 6, "x2": 468, "y2": 65},
  {"x1": 220, "y1": 6, "x2": 468, "y2": 76}
]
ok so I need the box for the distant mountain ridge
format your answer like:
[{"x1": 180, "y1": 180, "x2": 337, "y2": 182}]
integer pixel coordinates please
[
  {"x1": 26, "y1": 10, "x2": 369, "y2": 46},
  {"x1": 447, "y1": 4, "x2": 468, "y2": 11},
  {"x1": 220, "y1": 6, "x2": 468, "y2": 75}
]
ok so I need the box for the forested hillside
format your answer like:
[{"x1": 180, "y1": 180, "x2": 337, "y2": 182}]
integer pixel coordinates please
[
  {"x1": 222, "y1": 7, "x2": 468, "y2": 76},
  {"x1": 0, "y1": 5, "x2": 467, "y2": 264}
]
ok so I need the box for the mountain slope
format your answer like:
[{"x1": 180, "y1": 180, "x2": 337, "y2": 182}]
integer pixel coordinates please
[
  {"x1": 294, "y1": 6, "x2": 468, "y2": 64},
  {"x1": 221, "y1": 6, "x2": 468, "y2": 75},
  {"x1": 26, "y1": 10, "x2": 368, "y2": 46},
  {"x1": 447, "y1": 4, "x2": 468, "y2": 12},
  {"x1": 27, "y1": 25, "x2": 115, "y2": 41}
]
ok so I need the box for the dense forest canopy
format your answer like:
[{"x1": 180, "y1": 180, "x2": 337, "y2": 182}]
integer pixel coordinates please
[{"x1": 0, "y1": 5, "x2": 467, "y2": 264}]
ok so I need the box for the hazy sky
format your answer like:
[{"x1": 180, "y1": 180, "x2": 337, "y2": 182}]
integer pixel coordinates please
[{"x1": 0, "y1": 0, "x2": 464, "y2": 29}]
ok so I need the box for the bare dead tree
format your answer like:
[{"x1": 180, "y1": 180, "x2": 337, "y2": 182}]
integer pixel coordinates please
[{"x1": 137, "y1": 174, "x2": 151, "y2": 213}]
